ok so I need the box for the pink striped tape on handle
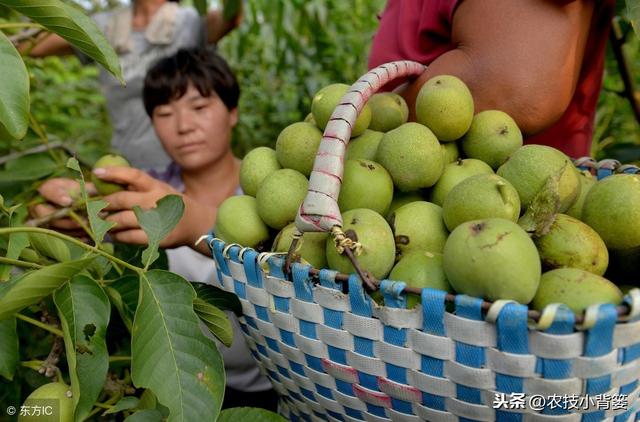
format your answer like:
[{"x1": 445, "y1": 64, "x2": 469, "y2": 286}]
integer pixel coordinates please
[{"x1": 295, "y1": 60, "x2": 427, "y2": 233}]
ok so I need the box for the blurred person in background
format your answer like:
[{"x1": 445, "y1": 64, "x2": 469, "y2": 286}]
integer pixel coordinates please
[
  {"x1": 35, "y1": 47, "x2": 279, "y2": 411},
  {"x1": 24, "y1": 0, "x2": 242, "y2": 171},
  {"x1": 369, "y1": 0, "x2": 616, "y2": 158}
]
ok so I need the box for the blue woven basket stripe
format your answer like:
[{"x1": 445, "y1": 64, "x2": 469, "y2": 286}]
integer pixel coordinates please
[
  {"x1": 241, "y1": 249, "x2": 262, "y2": 287},
  {"x1": 267, "y1": 368, "x2": 280, "y2": 382},
  {"x1": 366, "y1": 404, "x2": 386, "y2": 417},
  {"x1": 316, "y1": 384, "x2": 334, "y2": 399},
  {"x1": 290, "y1": 361, "x2": 305, "y2": 376},
  {"x1": 254, "y1": 305, "x2": 270, "y2": 322},
  {"x1": 265, "y1": 337, "x2": 280, "y2": 352},
  {"x1": 319, "y1": 269, "x2": 341, "y2": 290},
  {"x1": 423, "y1": 393, "x2": 446, "y2": 411},
  {"x1": 421, "y1": 288, "x2": 447, "y2": 336},
  {"x1": 268, "y1": 256, "x2": 286, "y2": 280},
  {"x1": 212, "y1": 240, "x2": 230, "y2": 275},
  {"x1": 384, "y1": 325, "x2": 406, "y2": 346},
  {"x1": 495, "y1": 411, "x2": 522, "y2": 422},
  {"x1": 344, "y1": 408, "x2": 363, "y2": 420},
  {"x1": 301, "y1": 387, "x2": 315, "y2": 401},
  {"x1": 233, "y1": 279, "x2": 246, "y2": 299},
  {"x1": 584, "y1": 304, "x2": 617, "y2": 358},
  {"x1": 421, "y1": 356, "x2": 444, "y2": 377},
  {"x1": 328, "y1": 345, "x2": 347, "y2": 364},
  {"x1": 328, "y1": 409, "x2": 345, "y2": 421},
  {"x1": 336, "y1": 379, "x2": 352, "y2": 395},
  {"x1": 277, "y1": 365, "x2": 290, "y2": 378},
  {"x1": 348, "y1": 275, "x2": 373, "y2": 317},
  {"x1": 228, "y1": 245, "x2": 241, "y2": 266},
  {"x1": 454, "y1": 296, "x2": 485, "y2": 405},
  {"x1": 380, "y1": 279, "x2": 407, "y2": 309},
  {"x1": 255, "y1": 343, "x2": 267, "y2": 357},
  {"x1": 293, "y1": 263, "x2": 314, "y2": 302},
  {"x1": 623, "y1": 343, "x2": 640, "y2": 364},
  {"x1": 354, "y1": 336, "x2": 373, "y2": 356},
  {"x1": 391, "y1": 398, "x2": 413, "y2": 414},
  {"x1": 386, "y1": 363, "x2": 407, "y2": 384},
  {"x1": 582, "y1": 410, "x2": 605, "y2": 422},
  {"x1": 274, "y1": 295, "x2": 290, "y2": 313},
  {"x1": 359, "y1": 372, "x2": 378, "y2": 391},
  {"x1": 614, "y1": 381, "x2": 638, "y2": 422},
  {"x1": 460, "y1": 417, "x2": 477, "y2": 422},
  {"x1": 305, "y1": 354, "x2": 323, "y2": 372},
  {"x1": 538, "y1": 307, "x2": 575, "y2": 415},
  {"x1": 495, "y1": 303, "x2": 528, "y2": 407},
  {"x1": 323, "y1": 308, "x2": 343, "y2": 329},
  {"x1": 299, "y1": 320, "x2": 317, "y2": 339},
  {"x1": 245, "y1": 315, "x2": 257, "y2": 329}
]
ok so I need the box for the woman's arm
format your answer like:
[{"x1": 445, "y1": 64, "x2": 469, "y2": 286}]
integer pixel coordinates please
[
  {"x1": 20, "y1": 32, "x2": 73, "y2": 57},
  {"x1": 205, "y1": 1, "x2": 243, "y2": 44},
  {"x1": 400, "y1": 0, "x2": 595, "y2": 136}
]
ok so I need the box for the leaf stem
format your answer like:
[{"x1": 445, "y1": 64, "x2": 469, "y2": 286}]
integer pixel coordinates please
[
  {"x1": 68, "y1": 209, "x2": 96, "y2": 243},
  {"x1": 109, "y1": 356, "x2": 131, "y2": 362},
  {"x1": 85, "y1": 394, "x2": 120, "y2": 420},
  {"x1": 0, "y1": 256, "x2": 42, "y2": 269},
  {"x1": 0, "y1": 227, "x2": 141, "y2": 273},
  {"x1": 16, "y1": 313, "x2": 64, "y2": 337}
]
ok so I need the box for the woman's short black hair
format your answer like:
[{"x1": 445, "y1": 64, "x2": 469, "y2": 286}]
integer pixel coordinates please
[{"x1": 143, "y1": 47, "x2": 240, "y2": 116}]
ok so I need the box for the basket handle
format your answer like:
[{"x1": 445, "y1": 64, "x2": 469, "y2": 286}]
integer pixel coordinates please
[{"x1": 294, "y1": 60, "x2": 426, "y2": 233}]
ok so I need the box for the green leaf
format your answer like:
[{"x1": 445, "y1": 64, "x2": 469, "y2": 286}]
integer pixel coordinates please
[
  {"x1": 131, "y1": 270, "x2": 225, "y2": 421},
  {"x1": 0, "y1": 257, "x2": 95, "y2": 320},
  {"x1": 1, "y1": 0, "x2": 123, "y2": 82},
  {"x1": 222, "y1": 0, "x2": 242, "y2": 21},
  {"x1": 54, "y1": 275, "x2": 110, "y2": 422},
  {"x1": 193, "y1": 297, "x2": 232, "y2": 347},
  {"x1": 0, "y1": 31, "x2": 29, "y2": 140},
  {"x1": 193, "y1": 0, "x2": 207, "y2": 16},
  {"x1": 124, "y1": 409, "x2": 164, "y2": 422},
  {"x1": 133, "y1": 195, "x2": 184, "y2": 270},
  {"x1": 0, "y1": 317, "x2": 18, "y2": 380},
  {"x1": 192, "y1": 283, "x2": 242, "y2": 316},
  {"x1": 628, "y1": 0, "x2": 640, "y2": 36},
  {"x1": 104, "y1": 275, "x2": 138, "y2": 332},
  {"x1": 0, "y1": 210, "x2": 29, "y2": 281},
  {"x1": 87, "y1": 199, "x2": 116, "y2": 244},
  {"x1": 218, "y1": 407, "x2": 287, "y2": 422},
  {"x1": 0, "y1": 153, "x2": 59, "y2": 183},
  {"x1": 518, "y1": 166, "x2": 564, "y2": 237},
  {"x1": 103, "y1": 396, "x2": 139, "y2": 415},
  {"x1": 28, "y1": 233, "x2": 71, "y2": 262}
]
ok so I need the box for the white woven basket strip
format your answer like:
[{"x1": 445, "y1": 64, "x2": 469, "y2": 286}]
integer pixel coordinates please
[
  {"x1": 290, "y1": 370, "x2": 316, "y2": 391},
  {"x1": 313, "y1": 286, "x2": 350, "y2": 311},
  {"x1": 522, "y1": 412, "x2": 581, "y2": 421},
  {"x1": 387, "y1": 408, "x2": 422, "y2": 422},
  {"x1": 407, "y1": 329, "x2": 455, "y2": 361},
  {"x1": 362, "y1": 411, "x2": 391, "y2": 422},
  {"x1": 238, "y1": 298, "x2": 256, "y2": 318},
  {"x1": 277, "y1": 340, "x2": 306, "y2": 365},
  {"x1": 265, "y1": 346, "x2": 290, "y2": 370},
  {"x1": 613, "y1": 319, "x2": 640, "y2": 348},
  {"x1": 444, "y1": 313, "x2": 497, "y2": 347},
  {"x1": 246, "y1": 324, "x2": 266, "y2": 349},
  {"x1": 227, "y1": 260, "x2": 245, "y2": 282},
  {"x1": 317, "y1": 324, "x2": 354, "y2": 350},
  {"x1": 314, "y1": 393, "x2": 346, "y2": 414},
  {"x1": 287, "y1": 394, "x2": 312, "y2": 415},
  {"x1": 415, "y1": 404, "x2": 458, "y2": 422},
  {"x1": 254, "y1": 317, "x2": 279, "y2": 339},
  {"x1": 408, "y1": 369, "x2": 456, "y2": 397},
  {"x1": 446, "y1": 396, "x2": 495, "y2": 421},
  {"x1": 221, "y1": 273, "x2": 234, "y2": 293},
  {"x1": 246, "y1": 284, "x2": 270, "y2": 307},
  {"x1": 346, "y1": 350, "x2": 386, "y2": 376},
  {"x1": 444, "y1": 360, "x2": 496, "y2": 390},
  {"x1": 279, "y1": 374, "x2": 302, "y2": 396},
  {"x1": 485, "y1": 348, "x2": 538, "y2": 378},
  {"x1": 374, "y1": 306, "x2": 422, "y2": 329},
  {"x1": 293, "y1": 333, "x2": 326, "y2": 357},
  {"x1": 264, "y1": 274, "x2": 296, "y2": 298},
  {"x1": 268, "y1": 309, "x2": 297, "y2": 332},
  {"x1": 290, "y1": 298, "x2": 324, "y2": 323},
  {"x1": 374, "y1": 341, "x2": 420, "y2": 369},
  {"x1": 305, "y1": 366, "x2": 338, "y2": 389},
  {"x1": 612, "y1": 359, "x2": 640, "y2": 387},
  {"x1": 523, "y1": 377, "x2": 582, "y2": 397},
  {"x1": 528, "y1": 331, "x2": 584, "y2": 359},
  {"x1": 333, "y1": 390, "x2": 368, "y2": 411},
  {"x1": 343, "y1": 312, "x2": 383, "y2": 340},
  {"x1": 571, "y1": 349, "x2": 618, "y2": 378}
]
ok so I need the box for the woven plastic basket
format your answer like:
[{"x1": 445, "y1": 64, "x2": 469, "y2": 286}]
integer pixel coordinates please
[{"x1": 206, "y1": 61, "x2": 640, "y2": 422}]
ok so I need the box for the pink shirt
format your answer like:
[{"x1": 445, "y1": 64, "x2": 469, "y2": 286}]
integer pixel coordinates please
[{"x1": 368, "y1": 0, "x2": 615, "y2": 158}]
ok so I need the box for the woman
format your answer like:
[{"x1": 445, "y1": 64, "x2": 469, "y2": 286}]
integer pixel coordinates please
[{"x1": 27, "y1": 0, "x2": 242, "y2": 171}]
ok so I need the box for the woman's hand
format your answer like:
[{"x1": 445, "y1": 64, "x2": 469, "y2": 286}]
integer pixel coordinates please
[{"x1": 94, "y1": 167, "x2": 216, "y2": 248}]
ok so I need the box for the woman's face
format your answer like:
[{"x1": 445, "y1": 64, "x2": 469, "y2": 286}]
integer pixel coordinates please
[{"x1": 151, "y1": 84, "x2": 238, "y2": 172}]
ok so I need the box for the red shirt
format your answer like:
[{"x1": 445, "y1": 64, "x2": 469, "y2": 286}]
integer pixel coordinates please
[{"x1": 368, "y1": 0, "x2": 614, "y2": 158}]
